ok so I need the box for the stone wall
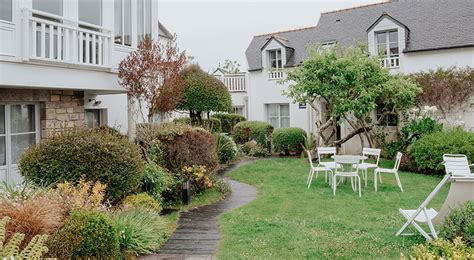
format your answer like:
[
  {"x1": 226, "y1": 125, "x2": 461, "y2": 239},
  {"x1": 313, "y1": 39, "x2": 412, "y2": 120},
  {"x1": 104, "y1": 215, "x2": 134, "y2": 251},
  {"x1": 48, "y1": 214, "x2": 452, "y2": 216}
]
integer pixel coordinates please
[{"x1": 0, "y1": 89, "x2": 85, "y2": 138}]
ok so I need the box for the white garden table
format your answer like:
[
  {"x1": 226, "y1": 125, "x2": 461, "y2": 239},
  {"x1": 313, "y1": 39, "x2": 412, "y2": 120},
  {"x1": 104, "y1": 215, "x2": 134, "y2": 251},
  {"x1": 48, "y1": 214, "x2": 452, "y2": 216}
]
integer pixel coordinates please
[{"x1": 332, "y1": 155, "x2": 367, "y2": 184}]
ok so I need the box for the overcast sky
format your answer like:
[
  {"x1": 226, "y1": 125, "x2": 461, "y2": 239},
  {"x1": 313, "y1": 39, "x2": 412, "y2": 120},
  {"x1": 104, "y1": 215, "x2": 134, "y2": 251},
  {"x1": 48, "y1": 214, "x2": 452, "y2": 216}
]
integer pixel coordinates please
[{"x1": 158, "y1": 0, "x2": 379, "y2": 72}]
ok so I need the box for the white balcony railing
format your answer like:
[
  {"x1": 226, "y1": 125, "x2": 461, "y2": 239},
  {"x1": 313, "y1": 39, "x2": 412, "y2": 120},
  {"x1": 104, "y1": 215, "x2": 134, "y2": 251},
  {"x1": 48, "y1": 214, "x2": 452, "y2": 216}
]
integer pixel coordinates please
[
  {"x1": 215, "y1": 74, "x2": 246, "y2": 92},
  {"x1": 22, "y1": 9, "x2": 113, "y2": 69},
  {"x1": 268, "y1": 70, "x2": 284, "y2": 80},
  {"x1": 379, "y1": 55, "x2": 400, "y2": 69}
]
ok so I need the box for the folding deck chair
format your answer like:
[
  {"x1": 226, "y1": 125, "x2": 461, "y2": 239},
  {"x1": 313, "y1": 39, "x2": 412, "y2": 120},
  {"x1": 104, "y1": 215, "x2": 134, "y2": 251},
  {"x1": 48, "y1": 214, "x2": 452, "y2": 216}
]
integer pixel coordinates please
[{"x1": 396, "y1": 154, "x2": 474, "y2": 240}]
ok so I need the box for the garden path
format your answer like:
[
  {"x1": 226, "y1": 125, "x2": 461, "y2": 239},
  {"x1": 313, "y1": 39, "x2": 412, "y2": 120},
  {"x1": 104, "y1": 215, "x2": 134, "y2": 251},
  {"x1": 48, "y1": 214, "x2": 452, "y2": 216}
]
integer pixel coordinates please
[{"x1": 141, "y1": 160, "x2": 258, "y2": 260}]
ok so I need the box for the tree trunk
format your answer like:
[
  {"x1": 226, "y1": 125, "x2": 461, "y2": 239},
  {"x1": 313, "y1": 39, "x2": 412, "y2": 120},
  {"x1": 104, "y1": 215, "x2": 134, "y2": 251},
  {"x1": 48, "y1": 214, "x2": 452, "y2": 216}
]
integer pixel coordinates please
[{"x1": 333, "y1": 126, "x2": 373, "y2": 146}]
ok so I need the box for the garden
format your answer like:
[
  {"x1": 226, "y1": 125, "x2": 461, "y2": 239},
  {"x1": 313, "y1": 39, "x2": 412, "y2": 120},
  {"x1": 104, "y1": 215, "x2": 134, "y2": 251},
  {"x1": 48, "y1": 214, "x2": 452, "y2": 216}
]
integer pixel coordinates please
[{"x1": 0, "y1": 39, "x2": 472, "y2": 259}]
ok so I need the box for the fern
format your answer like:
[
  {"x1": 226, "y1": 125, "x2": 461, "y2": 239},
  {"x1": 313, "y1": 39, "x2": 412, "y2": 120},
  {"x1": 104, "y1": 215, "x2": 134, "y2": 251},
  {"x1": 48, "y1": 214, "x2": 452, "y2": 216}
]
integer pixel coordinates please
[{"x1": 0, "y1": 217, "x2": 49, "y2": 258}]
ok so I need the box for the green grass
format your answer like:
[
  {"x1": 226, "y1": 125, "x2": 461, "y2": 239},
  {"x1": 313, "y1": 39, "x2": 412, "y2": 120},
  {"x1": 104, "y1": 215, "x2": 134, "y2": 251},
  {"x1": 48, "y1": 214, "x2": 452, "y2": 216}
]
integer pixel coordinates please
[{"x1": 217, "y1": 158, "x2": 448, "y2": 259}]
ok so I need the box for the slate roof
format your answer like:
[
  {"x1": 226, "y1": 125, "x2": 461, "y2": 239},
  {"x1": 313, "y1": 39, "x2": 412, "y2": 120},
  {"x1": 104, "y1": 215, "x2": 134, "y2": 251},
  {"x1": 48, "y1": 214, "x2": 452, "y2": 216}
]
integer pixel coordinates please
[{"x1": 246, "y1": 0, "x2": 474, "y2": 71}]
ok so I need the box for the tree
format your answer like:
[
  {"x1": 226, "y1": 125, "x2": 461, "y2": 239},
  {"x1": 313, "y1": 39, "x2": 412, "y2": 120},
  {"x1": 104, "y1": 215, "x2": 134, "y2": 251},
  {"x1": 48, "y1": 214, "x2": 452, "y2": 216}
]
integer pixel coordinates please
[
  {"x1": 176, "y1": 65, "x2": 232, "y2": 125},
  {"x1": 118, "y1": 36, "x2": 186, "y2": 122},
  {"x1": 218, "y1": 59, "x2": 241, "y2": 74},
  {"x1": 284, "y1": 44, "x2": 421, "y2": 148}
]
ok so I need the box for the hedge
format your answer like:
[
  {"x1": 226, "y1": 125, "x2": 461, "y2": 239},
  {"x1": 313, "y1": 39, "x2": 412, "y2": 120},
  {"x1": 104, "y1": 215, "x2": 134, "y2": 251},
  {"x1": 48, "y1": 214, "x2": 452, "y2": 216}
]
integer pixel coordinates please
[
  {"x1": 173, "y1": 117, "x2": 222, "y2": 133},
  {"x1": 211, "y1": 113, "x2": 246, "y2": 133},
  {"x1": 272, "y1": 127, "x2": 306, "y2": 155},
  {"x1": 232, "y1": 121, "x2": 273, "y2": 150}
]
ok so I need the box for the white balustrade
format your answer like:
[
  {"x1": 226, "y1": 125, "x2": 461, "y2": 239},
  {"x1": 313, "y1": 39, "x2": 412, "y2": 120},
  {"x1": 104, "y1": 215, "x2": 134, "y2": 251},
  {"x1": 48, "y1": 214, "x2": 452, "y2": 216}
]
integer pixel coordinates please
[
  {"x1": 379, "y1": 56, "x2": 400, "y2": 69},
  {"x1": 216, "y1": 74, "x2": 247, "y2": 92},
  {"x1": 22, "y1": 9, "x2": 113, "y2": 69},
  {"x1": 268, "y1": 70, "x2": 284, "y2": 80}
]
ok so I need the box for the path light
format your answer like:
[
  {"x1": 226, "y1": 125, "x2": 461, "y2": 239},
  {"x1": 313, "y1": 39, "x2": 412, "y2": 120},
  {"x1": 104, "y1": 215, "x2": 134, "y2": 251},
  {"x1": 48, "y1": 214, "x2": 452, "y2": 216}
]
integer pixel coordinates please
[{"x1": 182, "y1": 180, "x2": 191, "y2": 205}]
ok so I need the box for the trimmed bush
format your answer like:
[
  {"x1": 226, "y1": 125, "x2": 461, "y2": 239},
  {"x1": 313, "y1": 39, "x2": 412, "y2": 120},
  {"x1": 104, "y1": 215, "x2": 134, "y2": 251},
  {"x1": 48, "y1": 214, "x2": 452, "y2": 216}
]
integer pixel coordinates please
[
  {"x1": 272, "y1": 127, "x2": 306, "y2": 155},
  {"x1": 47, "y1": 210, "x2": 120, "y2": 258},
  {"x1": 19, "y1": 128, "x2": 144, "y2": 202},
  {"x1": 173, "y1": 117, "x2": 222, "y2": 133},
  {"x1": 439, "y1": 201, "x2": 474, "y2": 246},
  {"x1": 122, "y1": 193, "x2": 162, "y2": 214},
  {"x1": 211, "y1": 113, "x2": 246, "y2": 133},
  {"x1": 408, "y1": 129, "x2": 474, "y2": 174},
  {"x1": 233, "y1": 121, "x2": 273, "y2": 150},
  {"x1": 141, "y1": 162, "x2": 174, "y2": 203},
  {"x1": 137, "y1": 123, "x2": 218, "y2": 173},
  {"x1": 241, "y1": 140, "x2": 270, "y2": 157},
  {"x1": 112, "y1": 207, "x2": 168, "y2": 256},
  {"x1": 216, "y1": 134, "x2": 238, "y2": 164}
]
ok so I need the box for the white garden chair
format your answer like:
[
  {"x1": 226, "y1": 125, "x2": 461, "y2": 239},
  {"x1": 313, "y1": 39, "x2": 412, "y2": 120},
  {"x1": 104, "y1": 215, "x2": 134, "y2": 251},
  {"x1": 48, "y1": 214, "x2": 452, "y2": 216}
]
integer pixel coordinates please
[
  {"x1": 374, "y1": 152, "x2": 403, "y2": 192},
  {"x1": 306, "y1": 150, "x2": 333, "y2": 189},
  {"x1": 396, "y1": 154, "x2": 474, "y2": 240},
  {"x1": 332, "y1": 155, "x2": 362, "y2": 197},
  {"x1": 317, "y1": 147, "x2": 337, "y2": 183},
  {"x1": 359, "y1": 147, "x2": 381, "y2": 187}
]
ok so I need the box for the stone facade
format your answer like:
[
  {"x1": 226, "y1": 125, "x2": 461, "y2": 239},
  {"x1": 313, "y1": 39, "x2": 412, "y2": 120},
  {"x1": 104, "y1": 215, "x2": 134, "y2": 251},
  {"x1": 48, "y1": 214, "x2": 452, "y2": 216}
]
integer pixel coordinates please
[{"x1": 0, "y1": 89, "x2": 85, "y2": 138}]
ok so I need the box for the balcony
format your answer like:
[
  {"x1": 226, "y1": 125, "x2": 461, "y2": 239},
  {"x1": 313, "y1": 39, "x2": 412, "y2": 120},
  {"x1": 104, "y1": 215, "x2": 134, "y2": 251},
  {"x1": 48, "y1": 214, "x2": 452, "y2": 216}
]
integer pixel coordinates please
[
  {"x1": 215, "y1": 73, "x2": 246, "y2": 92},
  {"x1": 268, "y1": 70, "x2": 284, "y2": 80},
  {"x1": 379, "y1": 55, "x2": 400, "y2": 69},
  {"x1": 21, "y1": 9, "x2": 113, "y2": 69}
]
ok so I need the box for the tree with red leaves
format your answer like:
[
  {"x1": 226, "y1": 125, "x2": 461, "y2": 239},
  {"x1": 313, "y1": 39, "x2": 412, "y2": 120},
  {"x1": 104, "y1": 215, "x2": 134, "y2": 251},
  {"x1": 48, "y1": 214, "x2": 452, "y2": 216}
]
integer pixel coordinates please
[{"x1": 118, "y1": 36, "x2": 186, "y2": 122}]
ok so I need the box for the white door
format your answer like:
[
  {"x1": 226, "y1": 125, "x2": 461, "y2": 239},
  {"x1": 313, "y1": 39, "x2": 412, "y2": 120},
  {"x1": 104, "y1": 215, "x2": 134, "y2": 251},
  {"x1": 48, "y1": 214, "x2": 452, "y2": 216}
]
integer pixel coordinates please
[{"x1": 0, "y1": 104, "x2": 39, "y2": 184}]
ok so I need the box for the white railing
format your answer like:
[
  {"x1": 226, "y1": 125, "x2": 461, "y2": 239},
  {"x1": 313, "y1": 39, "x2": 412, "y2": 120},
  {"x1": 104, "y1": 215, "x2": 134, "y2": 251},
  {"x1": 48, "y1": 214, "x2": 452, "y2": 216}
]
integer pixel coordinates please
[
  {"x1": 215, "y1": 74, "x2": 246, "y2": 92},
  {"x1": 379, "y1": 56, "x2": 400, "y2": 69},
  {"x1": 268, "y1": 70, "x2": 284, "y2": 80},
  {"x1": 22, "y1": 9, "x2": 113, "y2": 69}
]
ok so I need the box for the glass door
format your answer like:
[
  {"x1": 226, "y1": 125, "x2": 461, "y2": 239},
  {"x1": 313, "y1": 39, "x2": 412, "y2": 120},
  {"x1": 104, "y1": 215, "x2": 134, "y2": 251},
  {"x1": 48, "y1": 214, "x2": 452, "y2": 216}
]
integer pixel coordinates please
[{"x1": 0, "y1": 104, "x2": 39, "y2": 184}]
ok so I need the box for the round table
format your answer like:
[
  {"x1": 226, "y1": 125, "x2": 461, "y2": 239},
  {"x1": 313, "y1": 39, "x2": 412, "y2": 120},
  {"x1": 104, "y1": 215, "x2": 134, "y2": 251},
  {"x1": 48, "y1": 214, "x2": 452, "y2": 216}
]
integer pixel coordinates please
[{"x1": 332, "y1": 155, "x2": 367, "y2": 163}]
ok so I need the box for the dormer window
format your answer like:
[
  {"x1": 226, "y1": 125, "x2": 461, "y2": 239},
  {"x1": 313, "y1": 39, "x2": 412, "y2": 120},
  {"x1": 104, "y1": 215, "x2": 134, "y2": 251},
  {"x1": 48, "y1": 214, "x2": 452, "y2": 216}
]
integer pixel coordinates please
[
  {"x1": 268, "y1": 49, "x2": 282, "y2": 69},
  {"x1": 376, "y1": 30, "x2": 399, "y2": 68}
]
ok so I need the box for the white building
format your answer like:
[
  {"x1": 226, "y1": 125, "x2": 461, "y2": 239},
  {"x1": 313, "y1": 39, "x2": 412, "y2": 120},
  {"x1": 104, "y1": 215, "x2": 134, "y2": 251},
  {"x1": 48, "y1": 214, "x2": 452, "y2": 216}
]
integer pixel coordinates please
[
  {"x1": 0, "y1": 0, "x2": 169, "y2": 183},
  {"x1": 238, "y1": 0, "x2": 474, "y2": 153}
]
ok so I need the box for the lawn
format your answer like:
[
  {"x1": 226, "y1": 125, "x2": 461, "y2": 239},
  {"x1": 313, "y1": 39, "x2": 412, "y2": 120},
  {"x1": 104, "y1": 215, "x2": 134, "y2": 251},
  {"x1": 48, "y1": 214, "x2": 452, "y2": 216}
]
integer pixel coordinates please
[{"x1": 217, "y1": 158, "x2": 449, "y2": 259}]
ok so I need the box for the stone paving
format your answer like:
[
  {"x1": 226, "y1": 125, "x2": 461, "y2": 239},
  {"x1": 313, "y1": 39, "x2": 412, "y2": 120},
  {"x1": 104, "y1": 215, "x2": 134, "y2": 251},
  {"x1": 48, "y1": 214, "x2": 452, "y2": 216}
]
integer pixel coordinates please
[{"x1": 141, "y1": 160, "x2": 258, "y2": 260}]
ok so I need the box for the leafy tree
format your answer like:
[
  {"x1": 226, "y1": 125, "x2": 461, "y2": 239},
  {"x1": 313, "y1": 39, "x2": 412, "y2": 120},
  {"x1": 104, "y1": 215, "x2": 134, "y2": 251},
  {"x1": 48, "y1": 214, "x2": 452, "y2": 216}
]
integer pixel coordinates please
[
  {"x1": 118, "y1": 36, "x2": 186, "y2": 122},
  {"x1": 217, "y1": 59, "x2": 241, "y2": 74},
  {"x1": 177, "y1": 65, "x2": 232, "y2": 125},
  {"x1": 284, "y1": 44, "x2": 421, "y2": 147}
]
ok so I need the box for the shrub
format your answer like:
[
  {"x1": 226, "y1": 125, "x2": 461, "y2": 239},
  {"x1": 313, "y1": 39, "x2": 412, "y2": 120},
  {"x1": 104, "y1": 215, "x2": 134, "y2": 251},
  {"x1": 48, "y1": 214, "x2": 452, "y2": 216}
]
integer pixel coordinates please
[
  {"x1": 19, "y1": 128, "x2": 144, "y2": 202},
  {"x1": 241, "y1": 140, "x2": 270, "y2": 157},
  {"x1": 408, "y1": 237, "x2": 474, "y2": 259},
  {"x1": 137, "y1": 123, "x2": 218, "y2": 173},
  {"x1": 0, "y1": 217, "x2": 49, "y2": 258},
  {"x1": 141, "y1": 162, "x2": 175, "y2": 203},
  {"x1": 47, "y1": 210, "x2": 120, "y2": 258},
  {"x1": 216, "y1": 134, "x2": 238, "y2": 164},
  {"x1": 0, "y1": 194, "x2": 65, "y2": 249},
  {"x1": 53, "y1": 179, "x2": 107, "y2": 212},
  {"x1": 233, "y1": 121, "x2": 273, "y2": 150},
  {"x1": 439, "y1": 201, "x2": 474, "y2": 246},
  {"x1": 173, "y1": 117, "x2": 222, "y2": 133},
  {"x1": 408, "y1": 129, "x2": 474, "y2": 174},
  {"x1": 211, "y1": 113, "x2": 246, "y2": 133},
  {"x1": 180, "y1": 165, "x2": 214, "y2": 193},
  {"x1": 272, "y1": 128, "x2": 306, "y2": 155},
  {"x1": 112, "y1": 207, "x2": 168, "y2": 256},
  {"x1": 122, "y1": 193, "x2": 162, "y2": 214}
]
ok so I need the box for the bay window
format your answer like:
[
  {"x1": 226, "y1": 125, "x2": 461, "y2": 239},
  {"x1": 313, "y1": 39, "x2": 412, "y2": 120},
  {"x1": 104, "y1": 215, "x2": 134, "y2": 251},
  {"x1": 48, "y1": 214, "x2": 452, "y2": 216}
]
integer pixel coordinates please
[
  {"x1": 115, "y1": 0, "x2": 131, "y2": 46},
  {"x1": 266, "y1": 104, "x2": 290, "y2": 128},
  {"x1": 376, "y1": 30, "x2": 399, "y2": 68}
]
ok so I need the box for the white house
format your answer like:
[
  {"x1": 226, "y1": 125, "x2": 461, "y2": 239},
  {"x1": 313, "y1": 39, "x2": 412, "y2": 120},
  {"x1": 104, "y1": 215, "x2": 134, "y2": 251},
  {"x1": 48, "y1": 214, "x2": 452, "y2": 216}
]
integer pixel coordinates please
[
  {"x1": 0, "y1": 0, "x2": 169, "y2": 184},
  {"x1": 240, "y1": 0, "x2": 474, "y2": 153}
]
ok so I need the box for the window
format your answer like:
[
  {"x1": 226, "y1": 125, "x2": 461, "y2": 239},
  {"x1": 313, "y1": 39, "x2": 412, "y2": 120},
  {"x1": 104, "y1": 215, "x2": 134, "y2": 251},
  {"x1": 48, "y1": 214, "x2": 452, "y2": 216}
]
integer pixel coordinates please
[
  {"x1": 79, "y1": 0, "x2": 102, "y2": 26},
  {"x1": 137, "y1": 0, "x2": 152, "y2": 43},
  {"x1": 85, "y1": 109, "x2": 107, "y2": 129},
  {"x1": 268, "y1": 49, "x2": 282, "y2": 69},
  {"x1": 375, "y1": 30, "x2": 399, "y2": 68},
  {"x1": 32, "y1": 0, "x2": 63, "y2": 16},
  {"x1": 266, "y1": 104, "x2": 290, "y2": 128},
  {"x1": 0, "y1": 0, "x2": 12, "y2": 22},
  {"x1": 114, "y1": 0, "x2": 131, "y2": 46},
  {"x1": 376, "y1": 104, "x2": 398, "y2": 126},
  {"x1": 233, "y1": 106, "x2": 244, "y2": 116},
  {"x1": 320, "y1": 41, "x2": 336, "y2": 51}
]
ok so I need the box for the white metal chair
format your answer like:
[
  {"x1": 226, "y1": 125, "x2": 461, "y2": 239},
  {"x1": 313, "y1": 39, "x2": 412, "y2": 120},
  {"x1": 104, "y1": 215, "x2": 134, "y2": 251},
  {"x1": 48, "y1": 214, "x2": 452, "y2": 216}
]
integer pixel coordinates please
[
  {"x1": 358, "y1": 147, "x2": 381, "y2": 187},
  {"x1": 317, "y1": 147, "x2": 337, "y2": 182},
  {"x1": 306, "y1": 150, "x2": 333, "y2": 189},
  {"x1": 332, "y1": 156, "x2": 361, "y2": 197},
  {"x1": 374, "y1": 152, "x2": 403, "y2": 192},
  {"x1": 443, "y1": 154, "x2": 474, "y2": 176}
]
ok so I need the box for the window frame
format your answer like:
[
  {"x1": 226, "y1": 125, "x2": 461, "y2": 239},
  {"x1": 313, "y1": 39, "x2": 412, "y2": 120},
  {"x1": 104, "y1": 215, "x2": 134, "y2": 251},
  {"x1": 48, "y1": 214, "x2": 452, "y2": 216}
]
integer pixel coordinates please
[
  {"x1": 376, "y1": 104, "x2": 398, "y2": 127},
  {"x1": 266, "y1": 103, "x2": 290, "y2": 129},
  {"x1": 79, "y1": 0, "x2": 103, "y2": 27},
  {"x1": 137, "y1": 0, "x2": 152, "y2": 43},
  {"x1": 0, "y1": 0, "x2": 13, "y2": 22},
  {"x1": 114, "y1": 0, "x2": 132, "y2": 46},
  {"x1": 85, "y1": 108, "x2": 108, "y2": 129},
  {"x1": 375, "y1": 30, "x2": 399, "y2": 68},
  {"x1": 268, "y1": 49, "x2": 282, "y2": 69}
]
